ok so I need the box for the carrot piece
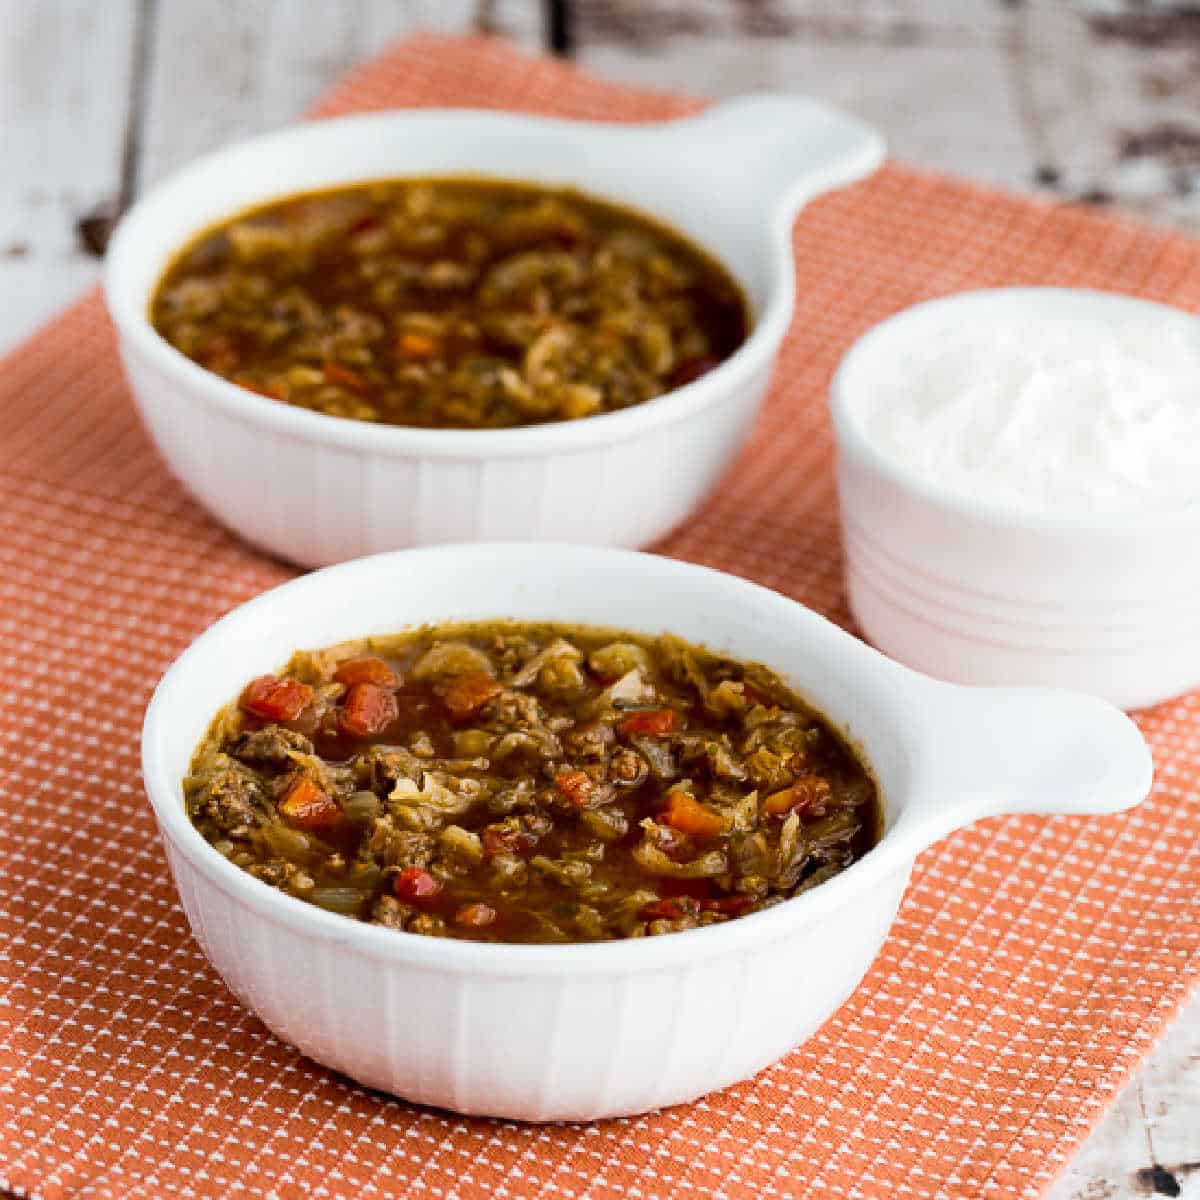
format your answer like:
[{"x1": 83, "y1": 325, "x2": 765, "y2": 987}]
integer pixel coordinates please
[
  {"x1": 394, "y1": 866, "x2": 442, "y2": 903},
  {"x1": 339, "y1": 682, "x2": 399, "y2": 738},
  {"x1": 554, "y1": 769, "x2": 594, "y2": 808},
  {"x1": 454, "y1": 902, "x2": 497, "y2": 928},
  {"x1": 334, "y1": 655, "x2": 399, "y2": 689},
  {"x1": 618, "y1": 708, "x2": 681, "y2": 738},
  {"x1": 240, "y1": 675, "x2": 314, "y2": 722},
  {"x1": 278, "y1": 774, "x2": 343, "y2": 831},
  {"x1": 662, "y1": 789, "x2": 725, "y2": 839},
  {"x1": 394, "y1": 331, "x2": 440, "y2": 361},
  {"x1": 763, "y1": 773, "x2": 832, "y2": 818},
  {"x1": 436, "y1": 671, "x2": 502, "y2": 719},
  {"x1": 323, "y1": 361, "x2": 367, "y2": 390},
  {"x1": 232, "y1": 375, "x2": 286, "y2": 401}
]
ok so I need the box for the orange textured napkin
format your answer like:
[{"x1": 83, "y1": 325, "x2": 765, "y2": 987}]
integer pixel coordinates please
[{"x1": 3, "y1": 34, "x2": 1200, "y2": 1200}]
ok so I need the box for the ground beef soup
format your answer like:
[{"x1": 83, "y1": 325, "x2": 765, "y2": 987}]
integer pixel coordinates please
[
  {"x1": 151, "y1": 179, "x2": 748, "y2": 428},
  {"x1": 185, "y1": 623, "x2": 880, "y2": 944}
]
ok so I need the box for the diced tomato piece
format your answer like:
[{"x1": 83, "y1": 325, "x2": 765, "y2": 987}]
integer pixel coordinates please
[
  {"x1": 454, "y1": 902, "x2": 497, "y2": 928},
  {"x1": 240, "y1": 674, "x2": 314, "y2": 722},
  {"x1": 436, "y1": 671, "x2": 502, "y2": 719},
  {"x1": 334, "y1": 655, "x2": 399, "y2": 689},
  {"x1": 340, "y1": 682, "x2": 399, "y2": 738},
  {"x1": 481, "y1": 826, "x2": 536, "y2": 858},
  {"x1": 554, "y1": 768, "x2": 594, "y2": 808},
  {"x1": 740, "y1": 682, "x2": 771, "y2": 708},
  {"x1": 618, "y1": 708, "x2": 681, "y2": 738},
  {"x1": 348, "y1": 212, "x2": 381, "y2": 234},
  {"x1": 763, "y1": 773, "x2": 832, "y2": 818},
  {"x1": 394, "y1": 866, "x2": 442, "y2": 903},
  {"x1": 394, "y1": 331, "x2": 440, "y2": 360},
  {"x1": 662, "y1": 789, "x2": 725, "y2": 839},
  {"x1": 702, "y1": 895, "x2": 756, "y2": 916},
  {"x1": 278, "y1": 774, "x2": 343, "y2": 831},
  {"x1": 323, "y1": 361, "x2": 367, "y2": 391},
  {"x1": 639, "y1": 896, "x2": 702, "y2": 922}
]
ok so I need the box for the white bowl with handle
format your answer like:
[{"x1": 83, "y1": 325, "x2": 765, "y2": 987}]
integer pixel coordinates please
[
  {"x1": 141, "y1": 543, "x2": 1152, "y2": 1121},
  {"x1": 104, "y1": 99, "x2": 884, "y2": 567}
]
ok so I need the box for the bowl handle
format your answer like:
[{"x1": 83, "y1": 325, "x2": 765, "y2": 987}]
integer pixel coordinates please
[
  {"x1": 663, "y1": 94, "x2": 886, "y2": 219},
  {"x1": 899, "y1": 680, "x2": 1154, "y2": 841}
]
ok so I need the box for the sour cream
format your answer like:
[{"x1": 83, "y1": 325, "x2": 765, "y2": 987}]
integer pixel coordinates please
[{"x1": 848, "y1": 302, "x2": 1200, "y2": 516}]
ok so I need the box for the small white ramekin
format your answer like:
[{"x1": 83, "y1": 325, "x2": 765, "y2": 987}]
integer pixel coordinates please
[
  {"x1": 832, "y1": 288, "x2": 1200, "y2": 711},
  {"x1": 142, "y1": 544, "x2": 1151, "y2": 1121},
  {"x1": 104, "y1": 99, "x2": 884, "y2": 567}
]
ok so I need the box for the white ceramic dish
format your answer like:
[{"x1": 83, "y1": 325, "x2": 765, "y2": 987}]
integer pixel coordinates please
[
  {"x1": 104, "y1": 99, "x2": 884, "y2": 568},
  {"x1": 832, "y1": 287, "x2": 1200, "y2": 710},
  {"x1": 141, "y1": 543, "x2": 1152, "y2": 1121}
]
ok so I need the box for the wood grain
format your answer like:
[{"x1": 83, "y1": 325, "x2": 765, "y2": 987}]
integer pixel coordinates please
[
  {"x1": 0, "y1": 0, "x2": 137, "y2": 349},
  {"x1": 0, "y1": 4, "x2": 1197, "y2": 1196}
]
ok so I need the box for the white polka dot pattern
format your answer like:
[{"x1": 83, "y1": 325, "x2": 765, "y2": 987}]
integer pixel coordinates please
[{"x1": 1, "y1": 33, "x2": 1199, "y2": 1200}]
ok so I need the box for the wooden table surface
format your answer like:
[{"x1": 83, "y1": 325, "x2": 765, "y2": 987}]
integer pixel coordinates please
[{"x1": 2, "y1": 2, "x2": 1197, "y2": 1197}]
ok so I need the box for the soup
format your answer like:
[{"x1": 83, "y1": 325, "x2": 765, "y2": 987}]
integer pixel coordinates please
[
  {"x1": 185, "y1": 622, "x2": 880, "y2": 944},
  {"x1": 151, "y1": 179, "x2": 749, "y2": 429}
]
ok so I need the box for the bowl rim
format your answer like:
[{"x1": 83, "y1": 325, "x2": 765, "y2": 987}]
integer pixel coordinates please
[
  {"x1": 103, "y1": 107, "x2": 796, "y2": 460},
  {"x1": 143, "y1": 543, "x2": 919, "y2": 976},
  {"x1": 830, "y1": 285, "x2": 1200, "y2": 533}
]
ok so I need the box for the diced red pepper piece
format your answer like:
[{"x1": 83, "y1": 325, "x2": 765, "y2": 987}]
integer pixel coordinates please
[
  {"x1": 662, "y1": 789, "x2": 725, "y2": 840},
  {"x1": 701, "y1": 895, "x2": 756, "y2": 916},
  {"x1": 639, "y1": 896, "x2": 702, "y2": 922},
  {"x1": 278, "y1": 774, "x2": 343, "y2": 831},
  {"x1": 454, "y1": 902, "x2": 497, "y2": 928},
  {"x1": 340, "y1": 682, "x2": 399, "y2": 738},
  {"x1": 763, "y1": 773, "x2": 832, "y2": 818},
  {"x1": 481, "y1": 826, "x2": 537, "y2": 859},
  {"x1": 554, "y1": 768, "x2": 595, "y2": 808},
  {"x1": 394, "y1": 866, "x2": 442, "y2": 903},
  {"x1": 334, "y1": 655, "x2": 399, "y2": 689},
  {"x1": 436, "y1": 671, "x2": 502, "y2": 719},
  {"x1": 618, "y1": 708, "x2": 680, "y2": 738},
  {"x1": 323, "y1": 361, "x2": 367, "y2": 391},
  {"x1": 240, "y1": 674, "x2": 314, "y2": 722}
]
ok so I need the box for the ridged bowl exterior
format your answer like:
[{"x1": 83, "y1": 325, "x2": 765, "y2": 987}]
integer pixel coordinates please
[
  {"x1": 163, "y1": 832, "x2": 907, "y2": 1121},
  {"x1": 118, "y1": 341, "x2": 770, "y2": 565},
  {"x1": 832, "y1": 288, "x2": 1200, "y2": 710}
]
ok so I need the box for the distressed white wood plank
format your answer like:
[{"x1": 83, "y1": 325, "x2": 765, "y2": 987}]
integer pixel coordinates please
[
  {"x1": 138, "y1": 0, "x2": 542, "y2": 189},
  {"x1": 576, "y1": 1, "x2": 1036, "y2": 189},
  {"x1": 1021, "y1": 1, "x2": 1200, "y2": 235},
  {"x1": 1048, "y1": 988, "x2": 1200, "y2": 1200},
  {"x1": 0, "y1": 0, "x2": 137, "y2": 352}
]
